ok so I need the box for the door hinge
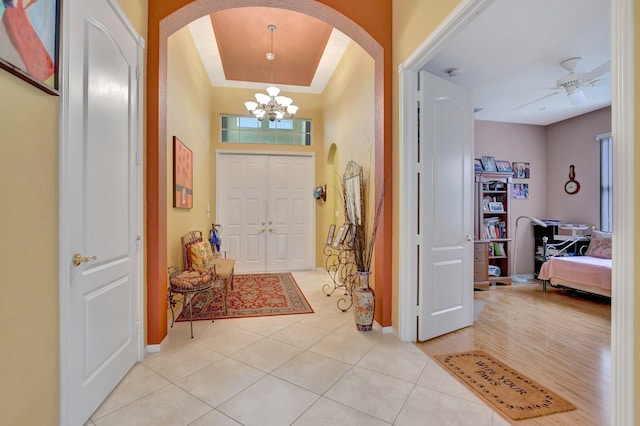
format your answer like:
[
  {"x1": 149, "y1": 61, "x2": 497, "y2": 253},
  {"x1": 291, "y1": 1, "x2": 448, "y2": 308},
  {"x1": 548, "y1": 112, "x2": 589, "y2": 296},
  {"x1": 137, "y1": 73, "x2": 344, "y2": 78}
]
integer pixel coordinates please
[
  {"x1": 135, "y1": 66, "x2": 140, "y2": 80},
  {"x1": 135, "y1": 236, "x2": 141, "y2": 251},
  {"x1": 136, "y1": 150, "x2": 141, "y2": 165},
  {"x1": 416, "y1": 305, "x2": 422, "y2": 317},
  {"x1": 417, "y1": 88, "x2": 424, "y2": 103},
  {"x1": 136, "y1": 321, "x2": 142, "y2": 335}
]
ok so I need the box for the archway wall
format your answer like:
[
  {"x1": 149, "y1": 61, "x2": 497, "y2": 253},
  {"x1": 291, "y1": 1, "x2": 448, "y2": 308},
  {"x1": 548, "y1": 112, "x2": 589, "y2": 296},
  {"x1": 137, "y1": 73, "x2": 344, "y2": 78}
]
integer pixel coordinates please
[{"x1": 147, "y1": 0, "x2": 392, "y2": 344}]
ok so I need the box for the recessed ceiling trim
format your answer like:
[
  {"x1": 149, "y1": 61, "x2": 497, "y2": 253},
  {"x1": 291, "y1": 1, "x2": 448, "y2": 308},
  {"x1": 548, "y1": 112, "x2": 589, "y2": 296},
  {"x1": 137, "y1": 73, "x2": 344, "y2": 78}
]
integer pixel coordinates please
[{"x1": 188, "y1": 15, "x2": 349, "y2": 94}]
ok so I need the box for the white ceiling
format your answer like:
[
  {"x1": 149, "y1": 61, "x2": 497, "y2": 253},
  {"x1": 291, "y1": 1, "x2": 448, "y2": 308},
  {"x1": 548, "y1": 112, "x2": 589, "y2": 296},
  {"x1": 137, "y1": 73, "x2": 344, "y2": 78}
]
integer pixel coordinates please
[
  {"x1": 188, "y1": 0, "x2": 611, "y2": 126},
  {"x1": 424, "y1": 0, "x2": 611, "y2": 126}
]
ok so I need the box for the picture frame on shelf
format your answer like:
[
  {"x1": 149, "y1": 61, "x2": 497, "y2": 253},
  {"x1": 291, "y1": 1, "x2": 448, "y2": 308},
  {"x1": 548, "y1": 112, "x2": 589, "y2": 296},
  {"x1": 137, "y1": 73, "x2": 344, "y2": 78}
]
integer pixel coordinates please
[
  {"x1": 332, "y1": 225, "x2": 348, "y2": 249},
  {"x1": 0, "y1": 0, "x2": 61, "y2": 95},
  {"x1": 495, "y1": 160, "x2": 513, "y2": 172},
  {"x1": 481, "y1": 156, "x2": 497, "y2": 172},
  {"x1": 474, "y1": 158, "x2": 484, "y2": 172},
  {"x1": 513, "y1": 183, "x2": 529, "y2": 199},
  {"x1": 325, "y1": 224, "x2": 336, "y2": 245},
  {"x1": 488, "y1": 201, "x2": 504, "y2": 212},
  {"x1": 512, "y1": 162, "x2": 530, "y2": 178}
]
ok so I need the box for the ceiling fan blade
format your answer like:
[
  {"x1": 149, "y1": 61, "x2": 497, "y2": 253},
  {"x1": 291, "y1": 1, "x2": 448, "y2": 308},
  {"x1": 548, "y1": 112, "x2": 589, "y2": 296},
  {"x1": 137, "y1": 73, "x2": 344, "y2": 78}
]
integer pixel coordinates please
[
  {"x1": 512, "y1": 91, "x2": 562, "y2": 111},
  {"x1": 582, "y1": 60, "x2": 611, "y2": 82}
]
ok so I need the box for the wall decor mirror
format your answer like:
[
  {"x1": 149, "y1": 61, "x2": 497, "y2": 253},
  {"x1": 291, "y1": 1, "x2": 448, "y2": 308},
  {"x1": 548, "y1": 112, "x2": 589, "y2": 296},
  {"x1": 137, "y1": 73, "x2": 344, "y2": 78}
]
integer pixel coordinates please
[{"x1": 343, "y1": 161, "x2": 363, "y2": 226}]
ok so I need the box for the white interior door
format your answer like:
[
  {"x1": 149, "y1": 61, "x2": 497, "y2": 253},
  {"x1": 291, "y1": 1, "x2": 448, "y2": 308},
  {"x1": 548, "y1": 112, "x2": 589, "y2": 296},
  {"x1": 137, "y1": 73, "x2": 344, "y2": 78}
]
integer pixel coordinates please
[
  {"x1": 418, "y1": 71, "x2": 474, "y2": 341},
  {"x1": 217, "y1": 152, "x2": 315, "y2": 272},
  {"x1": 61, "y1": 0, "x2": 143, "y2": 424}
]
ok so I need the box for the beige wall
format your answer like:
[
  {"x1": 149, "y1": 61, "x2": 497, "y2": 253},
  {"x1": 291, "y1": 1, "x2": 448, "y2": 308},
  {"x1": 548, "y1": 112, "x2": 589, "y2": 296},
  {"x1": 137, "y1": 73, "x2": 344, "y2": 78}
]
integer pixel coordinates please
[
  {"x1": 475, "y1": 121, "x2": 547, "y2": 275},
  {"x1": 321, "y1": 40, "x2": 376, "y2": 267},
  {"x1": 0, "y1": 71, "x2": 60, "y2": 425},
  {"x1": 545, "y1": 107, "x2": 611, "y2": 227},
  {"x1": 166, "y1": 27, "x2": 213, "y2": 269}
]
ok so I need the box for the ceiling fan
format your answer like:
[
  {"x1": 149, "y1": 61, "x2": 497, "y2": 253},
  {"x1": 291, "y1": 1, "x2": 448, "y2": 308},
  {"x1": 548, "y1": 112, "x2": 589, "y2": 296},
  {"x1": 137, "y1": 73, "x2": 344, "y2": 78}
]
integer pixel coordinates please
[{"x1": 513, "y1": 57, "x2": 610, "y2": 110}]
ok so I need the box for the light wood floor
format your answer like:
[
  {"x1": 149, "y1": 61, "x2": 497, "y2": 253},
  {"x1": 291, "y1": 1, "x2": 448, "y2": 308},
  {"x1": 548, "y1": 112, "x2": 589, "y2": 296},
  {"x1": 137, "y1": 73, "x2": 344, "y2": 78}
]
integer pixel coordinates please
[{"x1": 416, "y1": 282, "x2": 611, "y2": 426}]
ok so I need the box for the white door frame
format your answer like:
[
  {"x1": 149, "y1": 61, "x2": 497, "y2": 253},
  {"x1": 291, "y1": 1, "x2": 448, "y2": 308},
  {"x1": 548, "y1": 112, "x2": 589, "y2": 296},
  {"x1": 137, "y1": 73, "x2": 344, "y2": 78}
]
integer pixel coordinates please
[
  {"x1": 398, "y1": 0, "x2": 634, "y2": 423},
  {"x1": 58, "y1": 0, "x2": 145, "y2": 423}
]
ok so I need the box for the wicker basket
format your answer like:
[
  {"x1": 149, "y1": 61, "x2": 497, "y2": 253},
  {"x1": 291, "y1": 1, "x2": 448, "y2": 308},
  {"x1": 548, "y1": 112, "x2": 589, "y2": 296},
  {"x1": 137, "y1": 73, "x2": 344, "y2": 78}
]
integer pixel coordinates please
[{"x1": 169, "y1": 268, "x2": 213, "y2": 290}]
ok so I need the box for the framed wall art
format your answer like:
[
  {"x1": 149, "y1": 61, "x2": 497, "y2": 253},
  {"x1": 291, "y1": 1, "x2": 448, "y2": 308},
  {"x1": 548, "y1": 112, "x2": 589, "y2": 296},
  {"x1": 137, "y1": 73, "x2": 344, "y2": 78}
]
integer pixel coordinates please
[
  {"x1": 513, "y1": 183, "x2": 529, "y2": 199},
  {"x1": 512, "y1": 162, "x2": 530, "y2": 179},
  {"x1": 173, "y1": 136, "x2": 193, "y2": 209},
  {"x1": 0, "y1": 0, "x2": 60, "y2": 95}
]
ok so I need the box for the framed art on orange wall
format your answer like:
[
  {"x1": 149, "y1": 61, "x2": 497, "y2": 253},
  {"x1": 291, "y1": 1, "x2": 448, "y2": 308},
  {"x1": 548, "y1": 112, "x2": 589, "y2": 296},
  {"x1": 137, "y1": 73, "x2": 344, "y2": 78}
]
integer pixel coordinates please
[{"x1": 173, "y1": 136, "x2": 193, "y2": 209}]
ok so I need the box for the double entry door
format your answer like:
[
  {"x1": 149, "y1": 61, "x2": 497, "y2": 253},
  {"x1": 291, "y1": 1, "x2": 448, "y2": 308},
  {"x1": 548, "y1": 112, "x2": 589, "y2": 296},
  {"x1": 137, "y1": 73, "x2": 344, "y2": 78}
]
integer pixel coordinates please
[{"x1": 216, "y1": 152, "x2": 315, "y2": 273}]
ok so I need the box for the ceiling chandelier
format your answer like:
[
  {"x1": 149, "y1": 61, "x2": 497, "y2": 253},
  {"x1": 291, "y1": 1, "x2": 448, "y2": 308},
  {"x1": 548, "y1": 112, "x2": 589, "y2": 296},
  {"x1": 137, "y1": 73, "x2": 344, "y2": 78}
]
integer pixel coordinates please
[{"x1": 244, "y1": 24, "x2": 299, "y2": 122}]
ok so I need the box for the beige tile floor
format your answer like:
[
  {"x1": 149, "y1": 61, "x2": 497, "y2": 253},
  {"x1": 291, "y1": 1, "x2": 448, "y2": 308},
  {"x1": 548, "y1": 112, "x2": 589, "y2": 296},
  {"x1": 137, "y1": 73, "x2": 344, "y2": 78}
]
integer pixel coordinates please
[{"x1": 87, "y1": 270, "x2": 510, "y2": 426}]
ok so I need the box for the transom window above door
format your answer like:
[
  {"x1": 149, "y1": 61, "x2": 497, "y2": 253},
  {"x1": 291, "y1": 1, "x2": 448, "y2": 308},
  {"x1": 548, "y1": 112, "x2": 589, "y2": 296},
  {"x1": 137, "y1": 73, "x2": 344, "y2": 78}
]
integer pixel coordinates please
[{"x1": 220, "y1": 115, "x2": 312, "y2": 146}]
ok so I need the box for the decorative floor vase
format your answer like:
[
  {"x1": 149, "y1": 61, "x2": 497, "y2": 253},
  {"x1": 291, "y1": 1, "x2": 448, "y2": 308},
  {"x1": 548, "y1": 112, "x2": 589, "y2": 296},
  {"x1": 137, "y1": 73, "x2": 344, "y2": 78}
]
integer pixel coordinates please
[{"x1": 353, "y1": 271, "x2": 375, "y2": 331}]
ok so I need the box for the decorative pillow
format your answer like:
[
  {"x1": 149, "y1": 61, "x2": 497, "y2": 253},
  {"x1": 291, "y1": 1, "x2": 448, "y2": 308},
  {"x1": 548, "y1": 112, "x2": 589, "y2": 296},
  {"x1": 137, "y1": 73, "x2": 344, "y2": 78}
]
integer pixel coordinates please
[
  {"x1": 189, "y1": 240, "x2": 215, "y2": 268},
  {"x1": 585, "y1": 230, "x2": 612, "y2": 259}
]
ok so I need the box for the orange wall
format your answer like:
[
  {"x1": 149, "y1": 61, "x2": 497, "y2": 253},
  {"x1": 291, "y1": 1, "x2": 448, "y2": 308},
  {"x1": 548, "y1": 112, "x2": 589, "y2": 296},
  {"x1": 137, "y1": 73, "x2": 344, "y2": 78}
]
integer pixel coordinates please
[{"x1": 147, "y1": 0, "x2": 393, "y2": 344}]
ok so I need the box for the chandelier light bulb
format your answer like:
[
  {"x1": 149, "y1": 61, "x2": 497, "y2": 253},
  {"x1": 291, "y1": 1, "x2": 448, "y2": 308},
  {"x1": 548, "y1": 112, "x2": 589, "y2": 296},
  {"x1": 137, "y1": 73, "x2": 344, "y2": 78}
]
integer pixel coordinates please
[{"x1": 243, "y1": 24, "x2": 299, "y2": 122}]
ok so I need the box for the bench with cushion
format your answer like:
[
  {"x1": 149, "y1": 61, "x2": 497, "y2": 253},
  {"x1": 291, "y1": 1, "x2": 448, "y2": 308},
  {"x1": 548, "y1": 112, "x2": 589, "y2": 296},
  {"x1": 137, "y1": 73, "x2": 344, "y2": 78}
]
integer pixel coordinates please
[{"x1": 181, "y1": 230, "x2": 236, "y2": 314}]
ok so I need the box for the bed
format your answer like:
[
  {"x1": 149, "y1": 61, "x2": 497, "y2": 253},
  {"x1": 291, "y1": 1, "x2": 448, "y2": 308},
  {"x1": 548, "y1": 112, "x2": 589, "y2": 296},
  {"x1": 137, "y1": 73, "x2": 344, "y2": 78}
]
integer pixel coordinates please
[{"x1": 538, "y1": 230, "x2": 612, "y2": 297}]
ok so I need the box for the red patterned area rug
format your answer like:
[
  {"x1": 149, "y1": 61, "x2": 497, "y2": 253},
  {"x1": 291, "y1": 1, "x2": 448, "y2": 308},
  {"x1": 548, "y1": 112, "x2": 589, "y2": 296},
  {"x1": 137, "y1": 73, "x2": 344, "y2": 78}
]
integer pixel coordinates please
[{"x1": 176, "y1": 272, "x2": 314, "y2": 321}]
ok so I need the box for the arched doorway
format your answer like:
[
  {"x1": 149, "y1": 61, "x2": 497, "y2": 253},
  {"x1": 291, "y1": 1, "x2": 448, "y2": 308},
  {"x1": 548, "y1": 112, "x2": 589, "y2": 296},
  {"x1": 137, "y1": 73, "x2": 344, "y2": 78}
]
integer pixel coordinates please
[{"x1": 146, "y1": 0, "x2": 392, "y2": 345}]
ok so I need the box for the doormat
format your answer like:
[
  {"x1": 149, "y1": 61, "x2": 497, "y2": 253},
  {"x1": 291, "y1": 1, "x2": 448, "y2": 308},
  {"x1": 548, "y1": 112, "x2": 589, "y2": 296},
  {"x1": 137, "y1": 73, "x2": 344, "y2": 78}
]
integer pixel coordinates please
[
  {"x1": 433, "y1": 350, "x2": 576, "y2": 421},
  {"x1": 176, "y1": 272, "x2": 314, "y2": 321}
]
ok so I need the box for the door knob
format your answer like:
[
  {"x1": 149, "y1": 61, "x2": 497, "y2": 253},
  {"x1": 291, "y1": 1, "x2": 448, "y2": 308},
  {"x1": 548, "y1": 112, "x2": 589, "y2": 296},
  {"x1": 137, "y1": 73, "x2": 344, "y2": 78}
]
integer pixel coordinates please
[
  {"x1": 72, "y1": 253, "x2": 97, "y2": 266},
  {"x1": 466, "y1": 234, "x2": 474, "y2": 242},
  {"x1": 269, "y1": 228, "x2": 275, "y2": 233},
  {"x1": 258, "y1": 228, "x2": 265, "y2": 233}
]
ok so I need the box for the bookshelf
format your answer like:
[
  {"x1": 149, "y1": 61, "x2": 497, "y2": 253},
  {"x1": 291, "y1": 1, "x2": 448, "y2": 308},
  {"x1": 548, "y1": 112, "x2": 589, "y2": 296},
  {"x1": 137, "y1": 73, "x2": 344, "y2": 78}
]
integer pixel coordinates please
[{"x1": 475, "y1": 171, "x2": 513, "y2": 286}]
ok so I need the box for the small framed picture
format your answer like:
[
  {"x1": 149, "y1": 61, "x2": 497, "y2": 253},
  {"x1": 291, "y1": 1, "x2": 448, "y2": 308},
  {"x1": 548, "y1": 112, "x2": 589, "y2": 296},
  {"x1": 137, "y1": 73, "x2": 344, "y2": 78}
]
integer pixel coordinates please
[
  {"x1": 326, "y1": 224, "x2": 336, "y2": 245},
  {"x1": 481, "y1": 156, "x2": 497, "y2": 172},
  {"x1": 474, "y1": 158, "x2": 484, "y2": 172},
  {"x1": 332, "y1": 225, "x2": 347, "y2": 248},
  {"x1": 495, "y1": 160, "x2": 513, "y2": 172},
  {"x1": 488, "y1": 201, "x2": 504, "y2": 212},
  {"x1": 513, "y1": 183, "x2": 529, "y2": 199},
  {"x1": 512, "y1": 162, "x2": 530, "y2": 179}
]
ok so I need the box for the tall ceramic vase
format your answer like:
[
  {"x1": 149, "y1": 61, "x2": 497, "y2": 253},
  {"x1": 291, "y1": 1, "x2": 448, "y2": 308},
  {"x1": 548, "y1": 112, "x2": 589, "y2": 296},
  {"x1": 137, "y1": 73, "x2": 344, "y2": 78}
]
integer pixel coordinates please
[{"x1": 353, "y1": 271, "x2": 375, "y2": 331}]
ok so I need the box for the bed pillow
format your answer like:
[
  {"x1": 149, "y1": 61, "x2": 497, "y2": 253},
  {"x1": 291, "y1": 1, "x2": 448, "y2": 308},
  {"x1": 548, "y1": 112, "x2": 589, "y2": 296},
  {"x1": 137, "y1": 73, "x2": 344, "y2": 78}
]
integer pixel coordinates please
[
  {"x1": 188, "y1": 240, "x2": 215, "y2": 268},
  {"x1": 585, "y1": 230, "x2": 612, "y2": 259}
]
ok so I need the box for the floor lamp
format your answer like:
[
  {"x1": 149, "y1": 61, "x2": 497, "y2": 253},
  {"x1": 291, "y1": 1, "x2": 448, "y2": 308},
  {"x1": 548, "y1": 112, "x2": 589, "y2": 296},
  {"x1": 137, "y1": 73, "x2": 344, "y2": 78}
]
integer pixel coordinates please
[{"x1": 512, "y1": 216, "x2": 547, "y2": 283}]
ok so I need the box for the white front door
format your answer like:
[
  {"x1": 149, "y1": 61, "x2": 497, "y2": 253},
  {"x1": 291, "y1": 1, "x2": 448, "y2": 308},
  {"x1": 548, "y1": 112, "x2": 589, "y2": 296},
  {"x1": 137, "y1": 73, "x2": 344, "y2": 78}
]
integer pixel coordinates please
[
  {"x1": 60, "y1": 0, "x2": 143, "y2": 424},
  {"x1": 418, "y1": 71, "x2": 474, "y2": 341},
  {"x1": 218, "y1": 154, "x2": 269, "y2": 272},
  {"x1": 217, "y1": 152, "x2": 315, "y2": 272}
]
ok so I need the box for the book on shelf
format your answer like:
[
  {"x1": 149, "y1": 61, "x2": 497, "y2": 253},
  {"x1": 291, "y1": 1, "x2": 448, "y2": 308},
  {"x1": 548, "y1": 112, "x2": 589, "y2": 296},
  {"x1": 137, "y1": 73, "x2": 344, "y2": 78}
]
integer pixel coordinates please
[
  {"x1": 482, "y1": 217, "x2": 500, "y2": 239},
  {"x1": 493, "y1": 242, "x2": 505, "y2": 256}
]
